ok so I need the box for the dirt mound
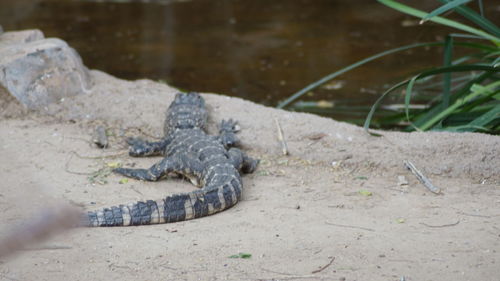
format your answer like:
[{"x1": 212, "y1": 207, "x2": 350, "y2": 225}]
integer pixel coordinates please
[{"x1": 0, "y1": 70, "x2": 498, "y2": 281}]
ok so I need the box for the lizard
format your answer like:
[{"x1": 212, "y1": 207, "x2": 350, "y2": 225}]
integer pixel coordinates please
[{"x1": 82, "y1": 92, "x2": 259, "y2": 227}]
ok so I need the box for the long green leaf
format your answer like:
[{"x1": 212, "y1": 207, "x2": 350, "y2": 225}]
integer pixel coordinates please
[
  {"x1": 366, "y1": 65, "x2": 499, "y2": 131},
  {"x1": 470, "y1": 83, "x2": 500, "y2": 98},
  {"x1": 418, "y1": 80, "x2": 500, "y2": 130},
  {"x1": 403, "y1": 65, "x2": 495, "y2": 130},
  {"x1": 410, "y1": 64, "x2": 497, "y2": 78},
  {"x1": 453, "y1": 41, "x2": 498, "y2": 52},
  {"x1": 422, "y1": 0, "x2": 472, "y2": 23},
  {"x1": 458, "y1": 93, "x2": 498, "y2": 113},
  {"x1": 404, "y1": 76, "x2": 418, "y2": 125},
  {"x1": 363, "y1": 81, "x2": 408, "y2": 132},
  {"x1": 444, "y1": 124, "x2": 490, "y2": 132},
  {"x1": 437, "y1": 0, "x2": 500, "y2": 38},
  {"x1": 281, "y1": 40, "x2": 496, "y2": 110},
  {"x1": 412, "y1": 71, "x2": 496, "y2": 128},
  {"x1": 478, "y1": 0, "x2": 484, "y2": 17},
  {"x1": 466, "y1": 105, "x2": 500, "y2": 128},
  {"x1": 417, "y1": 73, "x2": 474, "y2": 91},
  {"x1": 276, "y1": 42, "x2": 443, "y2": 109},
  {"x1": 443, "y1": 36, "x2": 454, "y2": 108},
  {"x1": 378, "y1": 0, "x2": 500, "y2": 45},
  {"x1": 492, "y1": 55, "x2": 500, "y2": 67}
]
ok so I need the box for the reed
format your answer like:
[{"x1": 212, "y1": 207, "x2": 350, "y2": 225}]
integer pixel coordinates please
[{"x1": 281, "y1": 0, "x2": 500, "y2": 134}]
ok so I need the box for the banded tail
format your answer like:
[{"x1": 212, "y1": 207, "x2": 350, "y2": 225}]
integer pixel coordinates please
[{"x1": 82, "y1": 178, "x2": 242, "y2": 227}]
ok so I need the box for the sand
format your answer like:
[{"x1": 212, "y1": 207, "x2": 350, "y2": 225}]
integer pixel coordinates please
[{"x1": 0, "y1": 70, "x2": 499, "y2": 281}]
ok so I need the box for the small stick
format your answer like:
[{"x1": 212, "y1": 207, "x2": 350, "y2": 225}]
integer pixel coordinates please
[
  {"x1": 457, "y1": 212, "x2": 491, "y2": 218},
  {"x1": 325, "y1": 221, "x2": 375, "y2": 232},
  {"x1": 70, "y1": 150, "x2": 126, "y2": 160},
  {"x1": 274, "y1": 118, "x2": 289, "y2": 156},
  {"x1": 258, "y1": 276, "x2": 321, "y2": 280},
  {"x1": 64, "y1": 153, "x2": 94, "y2": 175},
  {"x1": 403, "y1": 160, "x2": 441, "y2": 194},
  {"x1": 311, "y1": 257, "x2": 335, "y2": 274},
  {"x1": 420, "y1": 220, "x2": 460, "y2": 228},
  {"x1": 130, "y1": 185, "x2": 144, "y2": 195}
]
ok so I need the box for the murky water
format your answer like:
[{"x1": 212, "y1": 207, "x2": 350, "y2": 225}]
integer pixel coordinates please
[{"x1": 1, "y1": 0, "x2": 498, "y2": 123}]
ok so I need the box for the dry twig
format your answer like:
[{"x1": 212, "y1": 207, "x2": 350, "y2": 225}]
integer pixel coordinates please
[
  {"x1": 274, "y1": 118, "x2": 289, "y2": 156},
  {"x1": 312, "y1": 257, "x2": 335, "y2": 274},
  {"x1": 457, "y1": 212, "x2": 491, "y2": 218},
  {"x1": 420, "y1": 220, "x2": 460, "y2": 228},
  {"x1": 70, "y1": 150, "x2": 126, "y2": 160},
  {"x1": 257, "y1": 275, "x2": 321, "y2": 280},
  {"x1": 404, "y1": 160, "x2": 441, "y2": 194},
  {"x1": 65, "y1": 153, "x2": 94, "y2": 175},
  {"x1": 325, "y1": 221, "x2": 375, "y2": 232}
]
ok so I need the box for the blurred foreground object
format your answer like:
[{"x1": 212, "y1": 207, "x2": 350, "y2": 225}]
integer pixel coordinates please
[{"x1": 0, "y1": 205, "x2": 82, "y2": 259}]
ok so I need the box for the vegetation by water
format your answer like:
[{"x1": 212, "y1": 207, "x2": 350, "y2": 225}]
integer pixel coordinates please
[{"x1": 282, "y1": 0, "x2": 500, "y2": 134}]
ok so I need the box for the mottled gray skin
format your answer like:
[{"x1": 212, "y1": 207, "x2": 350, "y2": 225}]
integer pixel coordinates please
[{"x1": 83, "y1": 92, "x2": 258, "y2": 227}]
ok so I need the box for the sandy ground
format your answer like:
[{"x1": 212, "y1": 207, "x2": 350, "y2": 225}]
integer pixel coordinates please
[{"x1": 0, "y1": 70, "x2": 499, "y2": 281}]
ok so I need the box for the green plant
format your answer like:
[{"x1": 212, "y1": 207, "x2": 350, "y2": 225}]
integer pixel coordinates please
[{"x1": 280, "y1": 0, "x2": 500, "y2": 134}]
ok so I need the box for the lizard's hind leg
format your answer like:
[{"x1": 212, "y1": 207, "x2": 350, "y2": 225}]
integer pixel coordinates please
[
  {"x1": 219, "y1": 119, "x2": 241, "y2": 148},
  {"x1": 228, "y1": 148, "x2": 259, "y2": 174}
]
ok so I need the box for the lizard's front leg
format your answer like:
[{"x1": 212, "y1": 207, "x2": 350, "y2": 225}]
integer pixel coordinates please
[
  {"x1": 126, "y1": 137, "x2": 170, "y2": 157},
  {"x1": 114, "y1": 156, "x2": 180, "y2": 181}
]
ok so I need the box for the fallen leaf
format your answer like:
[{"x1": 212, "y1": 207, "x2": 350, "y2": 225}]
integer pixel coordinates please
[
  {"x1": 106, "y1": 162, "x2": 121, "y2": 169},
  {"x1": 228, "y1": 253, "x2": 252, "y2": 259},
  {"x1": 358, "y1": 190, "x2": 372, "y2": 196}
]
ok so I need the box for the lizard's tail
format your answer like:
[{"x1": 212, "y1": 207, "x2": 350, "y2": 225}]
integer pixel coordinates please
[{"x1": 82, "y1": 180, "x2": 242, "y2": 227}]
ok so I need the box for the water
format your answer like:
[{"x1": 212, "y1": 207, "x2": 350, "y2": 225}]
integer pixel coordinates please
[{"x1": 1, "y1": 0, "x2": 498, "y2": 123}]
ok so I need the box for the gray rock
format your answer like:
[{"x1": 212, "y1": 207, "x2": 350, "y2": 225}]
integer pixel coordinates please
[
  {"x1": 0, "y1": 29, "x2": 44, "y2": 48},
  {"x1": 0, "y1": 30, "x2": 92, "y2": 109},
  {"x1": 0, "y1": 25, "x2": 3, "y2": 35}
]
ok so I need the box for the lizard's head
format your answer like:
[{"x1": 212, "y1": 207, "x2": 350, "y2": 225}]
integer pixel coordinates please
[{"x1": 164, "y1": 92, "x2": 208, "y2": 133}]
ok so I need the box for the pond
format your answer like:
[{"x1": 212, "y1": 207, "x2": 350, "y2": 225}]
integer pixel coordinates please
[{"x1": 2, "y1": 0, "x2": 497, "y2": 124}]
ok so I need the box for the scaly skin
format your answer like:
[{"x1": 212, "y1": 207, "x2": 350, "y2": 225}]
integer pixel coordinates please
[{"x1": 83, "y1": 92, "x2": 258, "y2": 227}]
